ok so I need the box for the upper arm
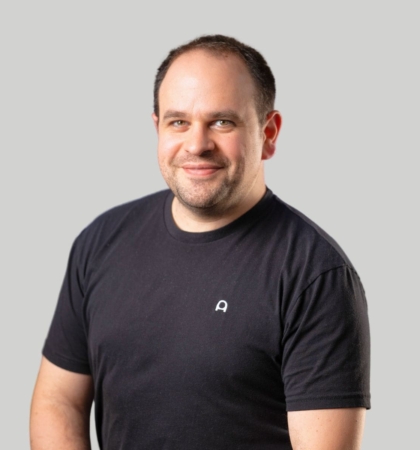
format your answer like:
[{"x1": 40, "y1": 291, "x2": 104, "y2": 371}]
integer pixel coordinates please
[
  {"x1": 288, "y1": 408, "x2": 366, "y2": 450},
  {"x1": 31, "y1": 356, "x2": 94, "y2": 413},
  {"x1": 282, "y1": 266, "x2": 371, "y2": 412}
]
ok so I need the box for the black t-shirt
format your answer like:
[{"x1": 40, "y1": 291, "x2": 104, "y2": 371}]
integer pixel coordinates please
[{"x1": 43, "y1": 188, "x2": 370, "y2": 450}]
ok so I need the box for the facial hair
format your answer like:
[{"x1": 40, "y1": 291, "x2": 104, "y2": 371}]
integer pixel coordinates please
[{"x1": 160, "y1": 151, "x2": 246, "y2": 217}]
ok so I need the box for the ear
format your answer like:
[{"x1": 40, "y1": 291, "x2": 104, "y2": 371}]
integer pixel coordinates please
[
  {"x1": 262, "y1": 111, "x2": 282, "y2": 160},
  {"x1": 152, "y1": 113, "x2": 159, "y2": 132}
]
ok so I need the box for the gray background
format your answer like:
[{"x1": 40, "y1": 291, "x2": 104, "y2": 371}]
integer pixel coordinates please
[{"x1": 1, "y1": 1, "x2": 418, "y2": 448}]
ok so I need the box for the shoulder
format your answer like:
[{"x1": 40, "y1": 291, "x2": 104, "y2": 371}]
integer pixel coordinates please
[
  {"x1": 84, "y1": 189, "x2": 168, "y2": 232},
  {"x1": 260, "y1": 191, "x2": 364, "y2": 301},
  {"x1": 72, "y1": 189, "x2": 170, "y2": 263},
  {"x1": 268, "y1": 193, "x2": 354, "y2": 269},
  {"x1": 89, "y1": 189, "x2": 169, "y2": 229}
]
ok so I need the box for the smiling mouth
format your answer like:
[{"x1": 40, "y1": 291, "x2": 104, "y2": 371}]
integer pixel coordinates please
[{"x1": 181, "y1": 164, "x2": 223, "y2": 176}]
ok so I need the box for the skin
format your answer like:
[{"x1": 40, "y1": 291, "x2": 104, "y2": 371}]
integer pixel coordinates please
[
  {"x1": 288, "y1": 409, "x2": 366, "y2": 450},
  {"x1": 153, "y1": 50, "x2": 281, "y2": 232},
  {"x1": 30, "y1": 357, "x2": 93, "y2": 449},
  {"x1": 30, "y1": 48, "x2": 366, "y2": 449}
]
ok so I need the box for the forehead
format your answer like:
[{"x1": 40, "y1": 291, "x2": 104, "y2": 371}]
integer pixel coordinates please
[{"x1": 158, "y1": 50, "x2": 257, "y2": 116}]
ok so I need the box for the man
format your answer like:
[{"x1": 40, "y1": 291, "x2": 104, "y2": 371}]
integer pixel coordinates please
[{"x1": 30, "y1": 35, "x2": 370, "y2": 449}]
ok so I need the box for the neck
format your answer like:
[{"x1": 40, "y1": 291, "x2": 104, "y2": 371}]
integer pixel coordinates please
[{"x1": 171, "y1": 183, "x2": 267, "y2": 233}]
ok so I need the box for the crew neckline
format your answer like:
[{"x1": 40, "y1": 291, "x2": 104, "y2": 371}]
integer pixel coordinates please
[{"x1": 163, "y1": 188, "x2": 275, "y2": 244}]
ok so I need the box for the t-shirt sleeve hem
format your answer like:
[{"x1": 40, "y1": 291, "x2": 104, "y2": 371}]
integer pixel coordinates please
[
  {"x1": 42, "y1": 345, "x2": 91, "y2": 375},
  {"x1": 286, "y1": 395, "x2": 371, "y2": 412}
]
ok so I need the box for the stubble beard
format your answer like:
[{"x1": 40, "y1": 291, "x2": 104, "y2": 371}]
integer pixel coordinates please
[
  {"x1": 163, "y1": 162, "x2": 245, "y2": 218},
  {"x1": 174, "y1": 178, "x2": 232, "y2": 215}
]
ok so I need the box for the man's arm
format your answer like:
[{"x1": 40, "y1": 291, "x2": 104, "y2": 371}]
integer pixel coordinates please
[
  {"x1": 30, "y1": 356, "x2": 94, "y2": 450},
  {"x1": 288, "y1": 408, "x2": 366, "y2": 450}
]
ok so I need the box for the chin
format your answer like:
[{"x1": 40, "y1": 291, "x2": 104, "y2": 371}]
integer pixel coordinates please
[
  {"x1": 174, "y1": 184, "x2": 233, "y2": 213},
  {"x1": 177, "y1": 193, "x2": 221, "y2": 211}
]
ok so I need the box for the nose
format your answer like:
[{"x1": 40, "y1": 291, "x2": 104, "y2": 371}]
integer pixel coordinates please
[{"x1": 184, "y1": 124, "x2": 215, "y2": 155}]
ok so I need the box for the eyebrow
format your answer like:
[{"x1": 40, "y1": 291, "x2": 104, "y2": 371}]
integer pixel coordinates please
[
  {"x1": 162, "y1": 110, "x2": 188, "y2": 121},
  {"x1": 161, "y1": 109, "x2": 243, "y2": 123},
  {"x1": 208, "y1": 110, "x2": 242, "y2": 123}
]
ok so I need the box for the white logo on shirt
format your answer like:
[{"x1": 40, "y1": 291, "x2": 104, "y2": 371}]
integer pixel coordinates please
[{"x1": 215, "y1": 300, "x2": 228, "y2": 313}]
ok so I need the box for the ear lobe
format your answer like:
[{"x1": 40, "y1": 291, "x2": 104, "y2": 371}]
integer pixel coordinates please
[
  {"x1": 152, "y1": 113, "x2": 159, "y2": 132},
  {"x1": 262, "y1": 111, "x2": 282, "y2": 160}
]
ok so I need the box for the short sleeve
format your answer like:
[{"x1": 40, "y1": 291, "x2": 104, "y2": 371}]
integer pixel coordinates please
[
  {"x1": 42, "y1": 235, "x2": 91, "y2": 374},
  {"x1": 282, "y1": 265, "x2": 371, "y2": 411}
]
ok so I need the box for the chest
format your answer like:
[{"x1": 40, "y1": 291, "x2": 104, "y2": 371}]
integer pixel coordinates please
[{"x1": 84, "y1": 236, "x2": 284, "y2": 400}]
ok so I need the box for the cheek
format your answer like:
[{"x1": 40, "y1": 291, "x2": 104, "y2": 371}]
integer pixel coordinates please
[
  {"x1": 218, "y1": 135, "x2": 245, "y2": 159},
  {"x1": 157, "y1": 135, "x2": 181, "y2": 161}
]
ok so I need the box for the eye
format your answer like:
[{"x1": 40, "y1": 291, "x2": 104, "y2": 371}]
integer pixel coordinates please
[
  {"x1": 214, "y1": 119, "x2": 234, "y2": 127},
  {"x1": 172, "y1": 120, "x2": 187, "y2": 127}
]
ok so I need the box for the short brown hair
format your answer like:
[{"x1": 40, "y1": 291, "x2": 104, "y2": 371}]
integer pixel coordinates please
[{"x1": 153, "y1": 35, "x2": 276, "y2": 124}]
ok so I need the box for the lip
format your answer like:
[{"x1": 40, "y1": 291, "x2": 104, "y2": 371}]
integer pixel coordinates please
[{"x1": 181, "y1": 164, "x2": 223, "y2": 176}]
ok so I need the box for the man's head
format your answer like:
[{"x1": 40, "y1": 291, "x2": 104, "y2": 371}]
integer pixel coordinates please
[
  {"x1": 153, "y1": 35, "x2": 276, "y2": 126},
  {"x1": 152, "y1": 36, "x2": 281, "y2": 225}
]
